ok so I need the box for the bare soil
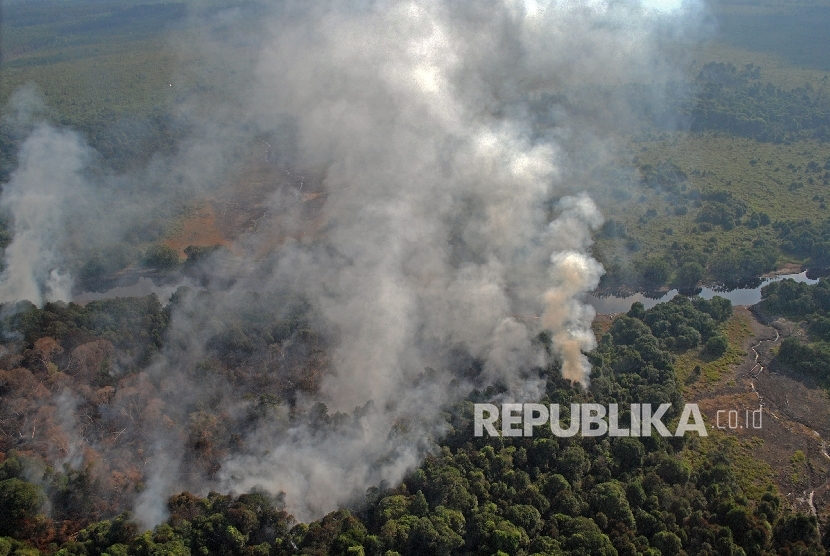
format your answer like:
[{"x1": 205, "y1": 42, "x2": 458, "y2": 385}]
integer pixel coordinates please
[
  {"x1": 163, "y1": 158, "x2": 327, "y2": 258},
  {"x1": 164, "y1": 203, "x2": 232, "y2": 256},
  {"x1": 761, "y1": 262, "x2": 805, "y2": 278},
  {"x1": 690, "y1": 306, "x2": 830, "y2": 518}
]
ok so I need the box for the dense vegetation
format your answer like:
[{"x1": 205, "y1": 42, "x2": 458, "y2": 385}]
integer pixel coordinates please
[
  {"x1": 685, "y1": 62, "x2": 830, "y2": 144},
  {"x1": 4, "y1": 0, "x2": 830, "y2": 554},
  {"x1": 0, "y1": 291, "x2": 323, "y2": 549},
  {"x1": 594, "y1": 147, "x2": 830, "y2": 292},
  {"x1": 758, "y1": 278, "x2": 830, "y2": 385},
  {"x1": 1, "y1": 290, "x2": 825, "y2": 555}
]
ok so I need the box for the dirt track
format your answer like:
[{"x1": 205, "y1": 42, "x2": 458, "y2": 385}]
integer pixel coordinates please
[{"x1": 691, "y1": 307, "x2": 830, "y2": 518}]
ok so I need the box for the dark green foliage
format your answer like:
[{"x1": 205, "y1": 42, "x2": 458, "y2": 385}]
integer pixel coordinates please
[
  {"x1": 709, "y1": 245, "x2": 778, "y2": 286},
  {"x1": 683, "y1": 62, "x2": 830, "y2": 143},
  {"x1": 674, "y1": 262, "x2": 704, "y2": 289},
  {"x1": 641, "y1": 295, "x2": 722, "y2": 350},
  {"x1": 1, "y1": 295, "x2": 168, "y2": 355},
  {"x1": 759, "y1": 278, "x2": 829, "y2": 318},
  {"x1": 692, "y1": 296, "x2": 734, "y2": 324},
  {"x1": 194, "y1": 290, "x2": 318, "y2": 369},
  {"x1": 600, "y1": 219, "x2": 627, "y2": 239},
  {"x1": 761, "y1": 278, "x2": 830, "y2": 386},
  {"x1": 0, "y1": 291, "x2": 815, "y2": 555},
  {"x1": 704, "y1": 335, "x2": 729, "y2": 358},
  {"x1": 143, "y1": 244, "x2": 180, "y2": 270},
  {"x1": 79, "y1": 246, "x2": 138, "y2": 286},
  {"x1": 50, "y1": 465, "x2": 101, "y2": 523},
  {"x1": 775, "y1": 219, "x2": 830, "y2": 268},
  {"x1": 651, "y1": 530, "x2": 682, "y2": 555},
  {"x1": 777, "y1": 338, "x2": 830, "y2": 381},
  {"x1": 54, "y1": 514, "x2": 137, "y2": 556},
  {"x1": 0, "y1": 455, "x2": 25, "y2": 482},
  {"x1": 0, "y1": 478, "x2": 45, "y2": 538},
  {"x1": 696, "y1": 190, "x2": 747, "y2": 230},
  {"x1": 773, "y1": 513, "x2": 824, "y2": 555},
  {"x1": 640, "y1": 160, "x2": 687, "y2": 193},
  {"x1": 640, "y1": 257, "x2": 671, "y2": 288}
]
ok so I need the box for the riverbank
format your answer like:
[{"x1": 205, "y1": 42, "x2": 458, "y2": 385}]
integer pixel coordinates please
[
  {"x1": 685, "y1": 306, "x2": 830, "y2": 521},
  {"x1": 589, "y1": 271, "x2": 819, "y2": 314}
]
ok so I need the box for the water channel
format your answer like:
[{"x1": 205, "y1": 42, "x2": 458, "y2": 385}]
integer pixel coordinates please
[{"x1": 588, "y1": 272, "x2": 819, "y2": 314}]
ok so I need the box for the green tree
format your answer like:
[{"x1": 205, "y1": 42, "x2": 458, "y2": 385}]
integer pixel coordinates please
[
  {"x1": 704, "y1": 335, "x2": 729, "y2": 357},
  {"x1": 143, "y1": 244, "x2": 180, "y2": 270},
  {"x1": 589, "y1": 482, "x2": 635, "y2": 530},
  {"x1": 651, "y1": 530, "x2": 682, "y2": 555},
  {"x1": 0, "y1": 479, "x2": 44, "y2": 538},
  {"x1": 641, "y1": 258, "x2": 671, "y2": 288},
  {"x1": 674, "y1": 262, "x2": 704, "y2": 289}
]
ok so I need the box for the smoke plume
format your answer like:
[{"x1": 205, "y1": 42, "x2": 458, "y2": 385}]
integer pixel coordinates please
[
  {"x1": 0, "y1": 0, "x2": 704, "y2": 527},
  {"x1": 0, "y1": 124, "x2": 90, "y2": 306}
]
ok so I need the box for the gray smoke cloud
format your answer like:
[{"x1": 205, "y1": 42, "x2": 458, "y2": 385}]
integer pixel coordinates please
[
  {"x1": 0, "y1": 0, "x2": 705, "y2": 528},
  {"x1": 203, "y1": 0, "x2": 699, "y2": 522},
  {"x1": 0, "y1": 123, "x2": 90, "y2": 305}
]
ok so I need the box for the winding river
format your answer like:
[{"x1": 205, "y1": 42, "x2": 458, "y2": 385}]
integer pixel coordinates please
[
  {"x1": 75, "y1": 270, "x2": 821, "y2": 316},
  {"x1": 588, "y1": 272, "x2": 819, "y2": 314}
]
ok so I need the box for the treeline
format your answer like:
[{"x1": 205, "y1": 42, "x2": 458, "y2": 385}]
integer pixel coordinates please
[
  {"x1": 2, "y1": 290, "x2": 826, "y2": 554},
  {"x1": 666, "y1": 62, "x2": 830, "y2": 143},
  {"x1": 0, "y1": 106, "x2": 185, "y2": 182},
  {"x1": 759, "y1": 277, "x2": 830, "y2": 384},
  {"x1": 599, "y1": 221, "x2": 778, "y2": 293},
  {"x1": 775, "y1": 219, "x2": 830, "y2": 269},
  {"x1": 598, "y1": 153, "x2": 830, "y2": 292}
]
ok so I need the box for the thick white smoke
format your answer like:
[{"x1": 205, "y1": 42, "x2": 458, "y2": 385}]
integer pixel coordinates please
[
  {"x1": 206, "y1": 0, "x2": 679, "y2": 521},
  {"x1": 0, "y1": 124, "x2": 90, "y2": 306},
  {"x1": 0, "y1": 0, "x2": 704, "y2": 527}
]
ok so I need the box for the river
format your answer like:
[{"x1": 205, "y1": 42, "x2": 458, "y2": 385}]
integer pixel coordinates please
[
  {"x1": 588, "y1": 272, "x2": 819, "y2": 314},
  {"x1": 75, "y1": 271, "x2": 820, "y2": 315}
]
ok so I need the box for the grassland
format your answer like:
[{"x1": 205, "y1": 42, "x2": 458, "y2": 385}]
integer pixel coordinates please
[
  {"x1": 592, "y1": 134, "x2": 830, "y2": 273},
  {"x1": 4, "y1": 0, "x2": 830, "y2": 292},
  {"x1": 683, "y1": 433, "x2": 778, "y2": 501},
  {"x1": 674, "y1": 311, "x2": 753, "y2": 390}
]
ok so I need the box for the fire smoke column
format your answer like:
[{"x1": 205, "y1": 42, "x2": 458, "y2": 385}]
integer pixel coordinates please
[
  {"x1": 0, "y1": 124, "x2": 89, "y2": 306},
  {"x1": 542, "y1": 194, "x2": 605, "y2": 388},
  {"x1": 62, "y1": 0, "x2": 697, "y2": 524}
]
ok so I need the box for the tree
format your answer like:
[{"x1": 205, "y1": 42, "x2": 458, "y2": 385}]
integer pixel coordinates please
[
  {"x1": 704, "y1": 335, "x2": 729, "y2": 357},
  {"x1": 559, "y1": 516, "x2": 617, "y2": 556},
  {"x1": 143, "y1": 244, "x2": 180, "y2": 270},
  {"x1": 674, "y1": 262, "x2": 704, "y2": 289},
  {"x1": 651, "y1": 530, "x2": 683, "y2": 554},
  {"x1": 589, "y1": 482, "x2": 635, "y2": 529},
  {"x1": 641, "y1": 258, "x2": 671, "y2": 288},
  {"x1": 184, "y1": 244, "x2": 221, "y2": 264},
  {"x1": 0, "y1": 479, "x2": 45, "y2": 538}
]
